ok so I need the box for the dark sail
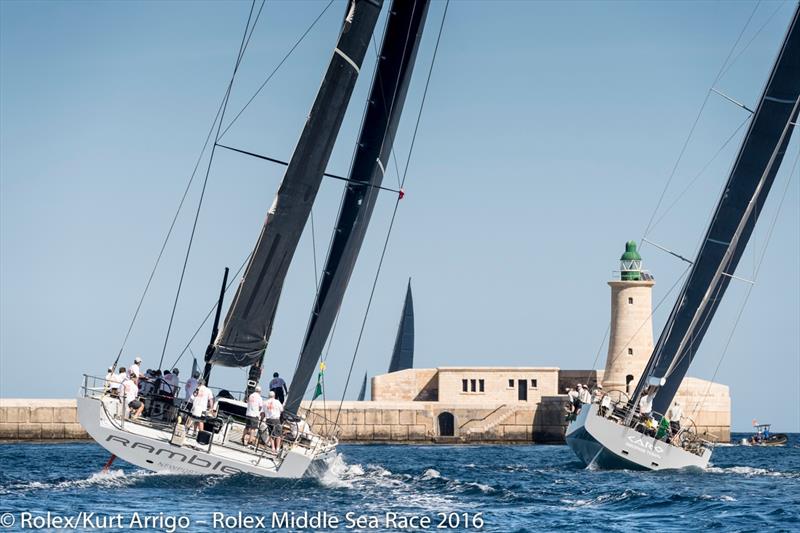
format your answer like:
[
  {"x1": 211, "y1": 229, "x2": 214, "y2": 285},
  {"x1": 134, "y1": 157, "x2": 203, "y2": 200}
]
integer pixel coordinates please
[
  {"x1": 357, "y1": 372, "x2": 368, "y2": 401},
  {"x1": 388, "y1": 279, "x2": 414, "y2": 372},
  {"x1": 636, "y1": 6, "x2": 800, "y2": 415},
  {"x1": 285, "y1": 0, "x2": 430, "y2": 412},
  {"x1": 210, "y1": 0, "x2": 382, "y2": 367}
]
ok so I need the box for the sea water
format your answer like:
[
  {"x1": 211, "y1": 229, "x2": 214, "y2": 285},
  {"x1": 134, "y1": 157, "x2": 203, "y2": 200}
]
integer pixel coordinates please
[{"x1": 1, "y1": 434, "x2": 798, "y2": 532}]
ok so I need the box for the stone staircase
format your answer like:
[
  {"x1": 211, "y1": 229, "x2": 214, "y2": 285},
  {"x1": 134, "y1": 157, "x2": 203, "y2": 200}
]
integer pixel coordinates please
[{"x1": 462, "y1": 405, "x2": 522, "y2": 438}]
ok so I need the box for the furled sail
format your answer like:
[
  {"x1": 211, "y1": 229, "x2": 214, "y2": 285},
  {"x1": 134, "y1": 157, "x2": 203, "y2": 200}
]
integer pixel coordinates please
[
  {"x1": 285, "y1": 0, "x2": 430, "y2": 412},
  {"x1": 635, "y1": 6, "x2": 800, "y2": 415},
  {"x1": 210, "y1": 0, "x2": 382, "y2": 367},
  {"x1": 357, "y1": 372, "x2": 368, "y2": 401},
  {"x1": 388, "y1": 279, "x2": 414, "y2": 372}
]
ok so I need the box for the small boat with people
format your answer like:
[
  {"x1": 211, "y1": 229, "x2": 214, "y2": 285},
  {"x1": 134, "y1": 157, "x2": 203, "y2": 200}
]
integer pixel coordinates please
[{"x1": 742, "y1": 423, "x2": 789, "y2": 447}]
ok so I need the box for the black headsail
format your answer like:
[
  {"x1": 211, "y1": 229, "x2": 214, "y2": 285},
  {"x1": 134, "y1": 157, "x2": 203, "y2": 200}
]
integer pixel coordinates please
[
  {"x1": 634, "y1": 6, "x2": 800, "y2": 416},
  {"x1": 209, "y1": 1, "x2": 382, "y2": 373},
  {"x1": 285, "y1": 0, "x2": 431, "y2": 413},
  {"x1": 388, "y1": 279, "x2": 415, "y2": 372}
]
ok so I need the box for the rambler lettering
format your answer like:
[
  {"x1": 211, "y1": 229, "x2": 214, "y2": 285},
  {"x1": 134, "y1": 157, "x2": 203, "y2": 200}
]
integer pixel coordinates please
[{"x1": 105, "y1": 435, "x2": 243, "y2": 474}]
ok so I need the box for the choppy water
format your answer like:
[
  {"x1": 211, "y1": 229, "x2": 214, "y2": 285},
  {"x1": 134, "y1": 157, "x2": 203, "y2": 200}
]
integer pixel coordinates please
[{"x1": 1, "y1": 434, "x2": 798, "y2": 532}]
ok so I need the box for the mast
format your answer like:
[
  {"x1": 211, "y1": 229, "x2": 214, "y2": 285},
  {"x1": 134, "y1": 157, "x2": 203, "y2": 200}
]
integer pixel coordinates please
[
  {"x1": 203, "y1": 267, "x2": 229, "y2": 385},
  {"x1": 388, "y1": 279, "x2": 414, "y2": 373},
  {"x1": 633, "y1": 6, "x2": 800, "y2": 416},
  {"x1": 285, "y1": 0, "x2": 431, "y2": 413},
  {"x1": 208, "y1": 1, "x2": 382, "y2": 383}
]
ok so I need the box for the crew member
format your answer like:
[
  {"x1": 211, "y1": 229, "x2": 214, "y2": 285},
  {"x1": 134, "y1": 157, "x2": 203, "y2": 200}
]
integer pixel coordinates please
[
  {"x1": 269, "y1": 372, "x2": 288, "y2": 404},
  {"x1": 578, "y1": 383, "x2": 592, "y2": 405},
  {"x1": 109, "y1": 367, "x2": 126, "y2": 396},
  {"x1": 243, "y1": 385, "x2": 264, "y2": 446},
  {"x1": 128, "y1": 356, "x2": 143, "y2": 379},
  {"x1": 104, "y1": 367, "x2": 114, "y2": 391},
  {"x1": 262, "y1": 391, "x2": 284, "y2": 453},
  {"x1": 639, "y1": 389, "x2": 654, "y2": 422},
  {"x1": 188, "y1": 379, "x2": 214, "y2": 434},
  {"x1": 121, "y1": 374, "x2": 144, "y2": 419},
  {"x1": 184, "y1": 371, "x2": 199, "y2": 400},
  {"x1": 666, "y1": 400, "x2": 682, "y2": 437}
]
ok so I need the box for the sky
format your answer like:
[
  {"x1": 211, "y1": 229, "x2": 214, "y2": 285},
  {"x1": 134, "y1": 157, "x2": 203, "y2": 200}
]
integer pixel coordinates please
[{"x1": 1, "y1": 0, "x2": 798, "y2": 432}]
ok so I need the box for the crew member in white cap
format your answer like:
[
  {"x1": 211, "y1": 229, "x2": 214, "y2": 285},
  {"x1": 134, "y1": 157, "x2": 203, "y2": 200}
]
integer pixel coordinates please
[
  {"x1": 243, "y1": 385, "x2": 264, "y2": 446},
  {"x1": 128, "y1": 356, "x2": 142, "y2": 379}
]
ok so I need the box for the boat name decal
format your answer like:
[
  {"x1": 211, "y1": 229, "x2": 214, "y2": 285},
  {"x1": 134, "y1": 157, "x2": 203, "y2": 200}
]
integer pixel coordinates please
[
  {"x1": 625, "y1": 435, "x2": 664, "y2": 458},
  {"x1": 105, "y1": 435, "x2": 243, "y2": 474}
]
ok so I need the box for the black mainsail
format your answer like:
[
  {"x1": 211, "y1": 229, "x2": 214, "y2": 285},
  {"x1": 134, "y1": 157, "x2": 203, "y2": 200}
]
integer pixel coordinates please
[
  {"x1": 209, "y1": 0, "x2": 382, "y2": 370},
  {"x1": 285, "y1": 0, "x2": 430, "y2": 413},
  {"x1": 634, "y1": 6, "x2": 800, "y2": 415},
  {"x1": 388, "y1": 279, "x2": 415, "y2": 373}
]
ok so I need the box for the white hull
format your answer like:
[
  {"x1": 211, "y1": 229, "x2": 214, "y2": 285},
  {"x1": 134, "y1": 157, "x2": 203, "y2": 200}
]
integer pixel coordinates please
[
  {"x1": 566, "y1": 404, "x2": 711, "y2": 471},
  {"x1": 77, "y1": 396, "x2": 335, "y2": 478}
]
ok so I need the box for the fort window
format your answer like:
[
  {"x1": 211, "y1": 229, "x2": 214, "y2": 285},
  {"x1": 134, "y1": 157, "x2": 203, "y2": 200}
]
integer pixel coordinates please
[
  {"x1": 479, "y1": 379, "x2": 485, "y2": 392},
  {"x1": 628, "y1": 348, "x2": 633, "y2": 355},
  {"x1": 628, "y1": 297, "x2": 634, "y2": 304},
  {"x1": 626, "y1": 374, "x2": 634, "y2": 393},
  {"x1": 508, "y1": 379, "x2": 514, "y2": 388},
  {"x1": 530, "y1": 379, "x2": 538, "y2": 389},
  {"x1": 462, "y1": 379, "x2": 468, "y2": 392},
  {"x1": 470, "y1": 379, "x2": 477, "y2": 392}
]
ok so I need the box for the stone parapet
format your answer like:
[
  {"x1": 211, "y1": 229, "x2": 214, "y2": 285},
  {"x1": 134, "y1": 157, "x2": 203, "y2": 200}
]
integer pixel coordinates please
[{"x1": 0, "y1": 399, "x2": 89, "y2": 440}]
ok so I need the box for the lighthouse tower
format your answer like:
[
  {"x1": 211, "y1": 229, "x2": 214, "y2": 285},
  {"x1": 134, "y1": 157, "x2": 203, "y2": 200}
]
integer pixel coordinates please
[{"x1": 603, "y1": 241, "x2": 655, "y2": 394}]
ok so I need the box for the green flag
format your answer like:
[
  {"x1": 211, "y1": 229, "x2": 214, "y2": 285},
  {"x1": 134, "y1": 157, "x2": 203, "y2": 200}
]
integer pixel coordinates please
[{"x1": 312, "y1": 362, "x2": 326, "y2": 400}]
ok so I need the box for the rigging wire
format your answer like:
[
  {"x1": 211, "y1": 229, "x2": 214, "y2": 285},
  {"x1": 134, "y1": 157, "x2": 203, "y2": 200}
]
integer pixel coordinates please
[
  {"x1": 334, "y1": 0, "x2": 450, "y2": 426},
  {"x1": 647, "y1": 115, "x2": 751, "y2": 234},
  {"x1": 689, "y1": 144, "x2": 799, "y2": 419},
  {"x1": 158, "y1": 0, "x2": 264, "y2": 370},
  {"x1": 717, "y1": 1, "x2": 787, "y2": 83},
  {"x1": 218, "y1": 0, "x2": 337, "y2": 141},
  {"x1": 639, "y1": 1, "x2": 761, "y2": 248},
  {"x1": 168, "y1": 252, "x2": 253, "y2": 370},
  {"x1": 111, "y1": 1, "x2": 263, "y2": 370}
]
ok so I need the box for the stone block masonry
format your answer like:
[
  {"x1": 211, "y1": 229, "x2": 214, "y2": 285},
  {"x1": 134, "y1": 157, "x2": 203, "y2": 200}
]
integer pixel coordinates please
[
  {"x1": 0, "y1": 397, "x2": 729, "y2": 443},
  {"x1": 0, "y1": 399, "x2": 89, "y2": 440}
]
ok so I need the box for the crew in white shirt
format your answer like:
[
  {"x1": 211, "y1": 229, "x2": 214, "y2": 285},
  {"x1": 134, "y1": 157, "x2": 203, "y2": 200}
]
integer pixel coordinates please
[
  {"x1": 262, "y1": 391, "x2": 284, "y2": 452},
  {"x1": 109, "y1": 367, "x2": 127, "y2": 396},
  {"x1": 184, "y1": 372, "x2": 199, "y2": 401},
  {"x1": 188, "y1": 379, "x2": 214, "y2": 433},
  {"x1": 578, "y1": 384, "x2": 592, "y2": 405},
  {"x1": 128, "y1": 356, "x2": 142, "y2": 379},
  {"x1": 639, "y1": 390, "x2": 653, "y2": 418},
  {"x1": 243, "y1": 385, "x2": 264, "y2": 446},
  {"x1": 166, "y1": 368, "x2": 180, "y2": 394},
  {"x1": 667, "y1": 400, "x2": 682, "y2": 436},
  {"x1": 104, "y1": 367, "x2": 114, "y2": 391},
  {"x1": 121, "y1": 374, "x2": 144, "y2": 419}
]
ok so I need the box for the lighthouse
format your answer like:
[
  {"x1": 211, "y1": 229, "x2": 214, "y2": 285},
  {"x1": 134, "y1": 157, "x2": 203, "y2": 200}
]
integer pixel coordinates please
[{"x1": 602, "y1": 241, "x2": 655, "y2": 394}]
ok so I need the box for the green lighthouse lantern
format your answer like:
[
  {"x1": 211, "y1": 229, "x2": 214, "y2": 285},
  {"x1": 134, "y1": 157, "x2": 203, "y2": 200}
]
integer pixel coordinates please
[{"x1": 620, "y1": 240, "x2": 642, "y2": 281}]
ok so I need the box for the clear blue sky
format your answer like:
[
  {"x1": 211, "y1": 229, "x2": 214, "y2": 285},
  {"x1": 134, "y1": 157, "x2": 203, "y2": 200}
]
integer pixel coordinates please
[{"x1": 1, "y1": 1, "x2": 797, "y2": 432}]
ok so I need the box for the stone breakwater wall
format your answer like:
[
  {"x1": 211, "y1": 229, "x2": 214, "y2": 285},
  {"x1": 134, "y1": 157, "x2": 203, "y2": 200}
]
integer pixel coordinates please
[
  {"x1": 0, "y1": 398, "x2": 566, "y2": 443},
  {"x1": 0, "y1": 398, "x2": 732, "y2": 443},
  {"x1": 0, "y1": 399, "x2": 89, "y2": 440}
]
